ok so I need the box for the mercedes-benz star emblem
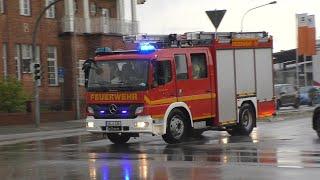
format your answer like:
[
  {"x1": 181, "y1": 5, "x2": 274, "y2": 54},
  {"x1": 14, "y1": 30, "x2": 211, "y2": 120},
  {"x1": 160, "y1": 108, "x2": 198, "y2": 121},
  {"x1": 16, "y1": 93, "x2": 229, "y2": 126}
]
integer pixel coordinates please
[{"x1": 109, "y1": 104, "x2": 118, "y2": 114}]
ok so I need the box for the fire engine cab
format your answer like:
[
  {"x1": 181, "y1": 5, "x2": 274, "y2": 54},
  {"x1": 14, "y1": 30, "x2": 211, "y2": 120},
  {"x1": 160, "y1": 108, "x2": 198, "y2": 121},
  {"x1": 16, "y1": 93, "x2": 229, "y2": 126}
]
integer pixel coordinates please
[{"x1": 84, "y1": 31, "x2": 275, "y2": 144}]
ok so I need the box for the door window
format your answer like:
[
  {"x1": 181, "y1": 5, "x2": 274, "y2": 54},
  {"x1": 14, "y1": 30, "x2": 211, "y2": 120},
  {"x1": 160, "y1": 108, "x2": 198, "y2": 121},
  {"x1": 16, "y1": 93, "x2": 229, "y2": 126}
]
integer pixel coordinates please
[
  {"x1": 174, "y1": 54, "x2": 188, "y2": 80},
  {"x1": 153, "y1": 60, "x2": 172, "y2": 86},
  {"x1": 191, "y1": 53, "x2": 207, "y2": 79}
]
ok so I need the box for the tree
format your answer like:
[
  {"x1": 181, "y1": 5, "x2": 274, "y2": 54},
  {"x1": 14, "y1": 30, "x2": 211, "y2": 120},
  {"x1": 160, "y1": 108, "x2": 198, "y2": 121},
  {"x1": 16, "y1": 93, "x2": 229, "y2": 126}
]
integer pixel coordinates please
[{"x1": 0, "y1": 78, "x2": 29, "y2": 113}]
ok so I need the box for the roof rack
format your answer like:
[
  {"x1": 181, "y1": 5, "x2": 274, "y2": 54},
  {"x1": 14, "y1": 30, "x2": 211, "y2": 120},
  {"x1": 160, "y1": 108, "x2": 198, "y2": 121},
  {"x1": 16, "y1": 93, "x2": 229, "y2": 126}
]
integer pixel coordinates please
[{"x1": 124, "y1": 31, "x2": 270, "y2": 49}]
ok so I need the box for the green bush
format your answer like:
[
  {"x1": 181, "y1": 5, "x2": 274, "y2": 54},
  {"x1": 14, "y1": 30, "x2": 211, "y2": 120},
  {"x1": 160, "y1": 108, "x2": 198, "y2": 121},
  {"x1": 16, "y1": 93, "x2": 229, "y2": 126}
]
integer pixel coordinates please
[{"x1": 0, "y1": 78, "x2": 29, "y2": 113}]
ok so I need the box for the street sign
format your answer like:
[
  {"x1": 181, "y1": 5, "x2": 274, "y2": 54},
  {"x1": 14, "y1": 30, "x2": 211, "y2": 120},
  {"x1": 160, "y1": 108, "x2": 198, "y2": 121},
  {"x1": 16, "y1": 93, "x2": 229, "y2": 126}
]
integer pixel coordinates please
[
  {"x1": 58, "y1": 67, "x2": 64, "y2": 83},
  {"x1": 206, "y1": 10, "x2": 226, "y2": 30},
  {"x1": 58, "y1": 67, "x2": 64, "y2": 78}
]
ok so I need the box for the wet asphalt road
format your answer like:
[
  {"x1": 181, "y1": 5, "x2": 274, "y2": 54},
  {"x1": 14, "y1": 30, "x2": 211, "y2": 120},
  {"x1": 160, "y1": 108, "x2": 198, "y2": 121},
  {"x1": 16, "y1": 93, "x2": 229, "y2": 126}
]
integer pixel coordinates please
[{"x1": 1, "y1": 117, "x2": 320, "y2": 180}]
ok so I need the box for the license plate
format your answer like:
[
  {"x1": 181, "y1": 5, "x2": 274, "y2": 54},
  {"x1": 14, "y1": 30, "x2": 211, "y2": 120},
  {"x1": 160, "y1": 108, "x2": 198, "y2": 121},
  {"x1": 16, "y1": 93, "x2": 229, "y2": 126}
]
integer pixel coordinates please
[{"x1": 106, "y1": 121, "x2": 121, "y2": 126}]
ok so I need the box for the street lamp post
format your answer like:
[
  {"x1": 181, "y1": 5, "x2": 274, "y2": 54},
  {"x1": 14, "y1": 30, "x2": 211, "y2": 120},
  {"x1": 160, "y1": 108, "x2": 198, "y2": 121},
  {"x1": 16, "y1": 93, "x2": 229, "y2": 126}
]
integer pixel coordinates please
[
  {"x1": 240, "y1": 1, "x2": 277, "y2": 32},
  {"x1": 32, "y1": 0, "x2": 63, "y2": 127}
]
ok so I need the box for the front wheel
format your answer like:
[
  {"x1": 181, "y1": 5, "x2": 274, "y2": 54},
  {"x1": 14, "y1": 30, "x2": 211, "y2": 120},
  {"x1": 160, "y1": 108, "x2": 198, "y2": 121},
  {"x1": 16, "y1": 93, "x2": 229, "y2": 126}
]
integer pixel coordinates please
[
  {"x1": 294, "y1": 99, "x2": 300, "y2": 109},
  {"x1": 227, "y1": 103, "x2": 256, "y2": 136},
  {"x1": 162, "y1": 109, "x2": 189, "y2": 144},
  {"x1": 107, "y1": 133, "x2": 130, "y2": 144}
]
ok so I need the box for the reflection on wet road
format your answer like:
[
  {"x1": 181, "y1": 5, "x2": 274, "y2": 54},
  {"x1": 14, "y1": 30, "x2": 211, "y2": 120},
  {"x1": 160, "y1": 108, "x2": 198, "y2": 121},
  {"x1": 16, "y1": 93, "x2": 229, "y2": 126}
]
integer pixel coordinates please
[{"x1": 1, "y1": 117, "x2": 320, "y2": 179}]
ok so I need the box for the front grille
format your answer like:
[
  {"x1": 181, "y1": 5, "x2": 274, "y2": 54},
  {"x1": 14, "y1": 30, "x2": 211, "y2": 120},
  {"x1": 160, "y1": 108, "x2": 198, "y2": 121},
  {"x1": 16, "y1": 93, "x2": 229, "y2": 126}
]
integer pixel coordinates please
[{"x1": 90, "y1": 104, "x2": 143, "y2": 119}]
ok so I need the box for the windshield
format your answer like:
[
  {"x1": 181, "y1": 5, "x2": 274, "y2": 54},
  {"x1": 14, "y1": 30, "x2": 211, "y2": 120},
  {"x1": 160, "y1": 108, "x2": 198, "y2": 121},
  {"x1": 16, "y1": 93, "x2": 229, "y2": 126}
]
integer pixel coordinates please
[{"x1": 87, "y1": 60, "x2": 149, "y2": 92}]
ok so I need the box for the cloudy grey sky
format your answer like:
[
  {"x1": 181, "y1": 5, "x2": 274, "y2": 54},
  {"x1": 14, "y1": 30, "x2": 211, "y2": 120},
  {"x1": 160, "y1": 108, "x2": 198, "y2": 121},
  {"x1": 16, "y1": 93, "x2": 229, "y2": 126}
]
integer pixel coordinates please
[{"x1": 127, "y1": 0, "x2": 320, "y2": 52}]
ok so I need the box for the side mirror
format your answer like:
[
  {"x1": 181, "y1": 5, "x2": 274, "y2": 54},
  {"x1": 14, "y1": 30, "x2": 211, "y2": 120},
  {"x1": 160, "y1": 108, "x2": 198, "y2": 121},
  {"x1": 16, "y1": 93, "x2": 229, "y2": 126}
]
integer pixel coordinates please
[
  {"x1": 280, "y1": 91, "x2": 286, "y2": 95},
  {"x1": 82, "y1": 59, "x2": 94, "y2": 88}
]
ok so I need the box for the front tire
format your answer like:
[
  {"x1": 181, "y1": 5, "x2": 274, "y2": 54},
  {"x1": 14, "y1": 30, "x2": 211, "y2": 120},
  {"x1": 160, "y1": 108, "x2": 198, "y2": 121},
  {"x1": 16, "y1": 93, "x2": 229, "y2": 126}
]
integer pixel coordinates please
[
  {"x1": 107, "y1": 133, "x2": 130, "y2": 144},
  {"x1": 227, "y1": 103, "x2": 256, "y2": 136},
  {"x1": 162, "y1": 109, "x2": 189, "y2": 144},
  {"x1": 294, "y1": 99, "x2": 300, "y2": 109}
]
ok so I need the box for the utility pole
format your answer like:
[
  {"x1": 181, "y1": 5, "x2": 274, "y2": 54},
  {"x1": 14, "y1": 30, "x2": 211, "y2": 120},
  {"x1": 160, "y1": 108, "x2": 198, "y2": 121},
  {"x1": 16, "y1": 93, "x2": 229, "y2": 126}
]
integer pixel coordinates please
[{"x1": 32, "y1": 0, "x2": 63, "y2": 127}]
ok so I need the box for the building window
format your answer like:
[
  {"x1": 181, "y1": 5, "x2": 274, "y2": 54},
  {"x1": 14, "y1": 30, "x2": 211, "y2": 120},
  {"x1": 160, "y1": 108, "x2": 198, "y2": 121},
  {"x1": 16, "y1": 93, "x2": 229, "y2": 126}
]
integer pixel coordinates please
[
  {"x1": 2, "y1": 43, "x2": 7, "y2": 78},
  {"x1": 15, "y1": 44, "x2": 40, "y2": 77},
  {"x1": 15, "y1": 45, "x2": 21, "y2": 80},
  {"x1": 90, "y1": 2, "x2": 96, "y2": 16},
  {"x1": 0, "y1": 0, "x2": 4, "y2": 14},
  {"x1": 19, "y1": 0, "x2": 31, "y2": 16},
  {"x1": 21, "y1": 44, "x2": 32, "y2": 73},
  {"x1": 46, "y1": 0, "x2": 55, "y2": 18},
  {"x1": 78, "y1": 60, "x2": 85, "y2": 86},
  {"x1": 73, "y1": 0, "x2": 78, "y2": 13},
  {"x1": 47, "y1": 46, "x2": 58, "y2": 85}
]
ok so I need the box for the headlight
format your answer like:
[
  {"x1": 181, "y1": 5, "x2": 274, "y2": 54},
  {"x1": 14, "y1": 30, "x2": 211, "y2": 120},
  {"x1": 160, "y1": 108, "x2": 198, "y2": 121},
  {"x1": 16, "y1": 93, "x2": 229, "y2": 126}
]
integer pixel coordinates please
[
  {"x1": 134, "y1": 122, "x2": 149, "y2": 128},
  {"x1": 135, "y1": 106, "x2": 144, "y2": 115},
  {"x1": 87, "y1": 122, "x2": 94, "y2": 128}
]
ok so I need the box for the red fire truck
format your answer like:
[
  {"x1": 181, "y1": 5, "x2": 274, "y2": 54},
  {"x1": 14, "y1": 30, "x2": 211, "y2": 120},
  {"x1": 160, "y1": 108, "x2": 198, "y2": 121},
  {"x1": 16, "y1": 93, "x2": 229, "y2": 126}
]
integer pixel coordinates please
[{"x1": 84, "y1": 31, "x2": 275, "y2": 144}]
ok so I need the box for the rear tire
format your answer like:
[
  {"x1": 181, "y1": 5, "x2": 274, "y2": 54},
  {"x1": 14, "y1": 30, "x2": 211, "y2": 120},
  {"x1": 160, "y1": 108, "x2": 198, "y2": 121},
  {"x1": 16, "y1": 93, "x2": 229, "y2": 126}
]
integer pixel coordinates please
[
  {"x1": 276, "y1": 100, "x2": 281, "y2": 110},
  {"x1": 294, "y1": 100, "x2": 300, "y2": 109},
  {"x1": 107, "y1": 133, "x2": 130, "y2": 144},
  {"x1": 162, "y1": 109, "x2": 189, "y2": 144},
  {"x1": 227, "y1": 103, "x2": 256, "y2": 136},
  {"x1": 309, "y1": 99, "x2": 315, "y2": 107}
]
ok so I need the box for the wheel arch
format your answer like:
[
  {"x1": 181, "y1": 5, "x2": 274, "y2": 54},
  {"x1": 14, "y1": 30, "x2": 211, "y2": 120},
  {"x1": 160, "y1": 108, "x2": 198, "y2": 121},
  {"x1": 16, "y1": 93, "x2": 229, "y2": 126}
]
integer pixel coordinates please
[
  {"x1": 163, "y1": 102, "x2": 193, "y2": 134},
  {"x1": 238, "y1": 98, "x2": 257, "y2": 127}
]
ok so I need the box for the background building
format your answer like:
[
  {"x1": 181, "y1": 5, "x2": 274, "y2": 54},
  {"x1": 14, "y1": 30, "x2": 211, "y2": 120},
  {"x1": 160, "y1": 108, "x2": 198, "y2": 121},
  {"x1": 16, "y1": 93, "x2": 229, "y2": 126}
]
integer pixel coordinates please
[
  {"x1": 273, "y1": 39, "x2": 320, "y2": 86},
  {"x1": 0, "y1": 0, "x2": 139, "y2": 119}
]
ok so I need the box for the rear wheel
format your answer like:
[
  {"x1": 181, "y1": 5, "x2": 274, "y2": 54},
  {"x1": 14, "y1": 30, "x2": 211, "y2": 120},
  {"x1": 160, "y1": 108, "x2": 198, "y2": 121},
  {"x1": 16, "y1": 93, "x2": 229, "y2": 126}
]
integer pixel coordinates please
[
  {"x1": 293, "y1": 100, "x2": 300, "y2": 109},
  {"x1": 107, "y1": 133, "x2": 130, "y2": 144},
  {"x1": 162, "y1": 109, "x2": 189, "y2": 144},
  {"x1": 313, "y1": 108, "x2": 320, "y2": 138},
  {"x1": 309, "y1": 99, "x2": 315, "y2": 107},
  {"x1": 227, "y1": 103, "x2": 256, "y2": 136},
  {"x1": 293, "y1": 98, "x2": 300, "y2": 109},
  {"x1": 276, "y1": 100, "x2": 281, "y2": 110}
]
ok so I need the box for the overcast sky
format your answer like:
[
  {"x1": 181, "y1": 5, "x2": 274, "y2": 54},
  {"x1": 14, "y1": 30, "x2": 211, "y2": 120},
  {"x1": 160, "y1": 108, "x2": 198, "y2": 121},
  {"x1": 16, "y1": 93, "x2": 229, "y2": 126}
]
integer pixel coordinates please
[{"x1": 128, "y1": 0, "x2": 320, "y2": 52}]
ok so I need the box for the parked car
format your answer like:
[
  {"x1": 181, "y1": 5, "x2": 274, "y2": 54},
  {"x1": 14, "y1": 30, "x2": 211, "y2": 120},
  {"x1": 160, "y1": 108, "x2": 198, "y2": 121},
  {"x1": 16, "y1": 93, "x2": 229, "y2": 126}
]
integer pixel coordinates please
[
  {"x1": 299, "y1": 86, "x2": 320, "y2": 106},
  {"x1": 313, "y1": 106, "x2": 320, "y2": 138},
  {"x1": 274, "y1": 84, "x2": 300, "y2": 110}
]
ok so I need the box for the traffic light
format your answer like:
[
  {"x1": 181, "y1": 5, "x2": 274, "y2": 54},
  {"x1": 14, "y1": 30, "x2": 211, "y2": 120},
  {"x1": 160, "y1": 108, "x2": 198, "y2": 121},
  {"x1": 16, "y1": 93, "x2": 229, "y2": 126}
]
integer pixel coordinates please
[
  {"x1": 137, "y1": 0, "x2": 146, "y2": 4},
  {"x1": 34, "y1": 63, "x2": 41, "y2": 80}
]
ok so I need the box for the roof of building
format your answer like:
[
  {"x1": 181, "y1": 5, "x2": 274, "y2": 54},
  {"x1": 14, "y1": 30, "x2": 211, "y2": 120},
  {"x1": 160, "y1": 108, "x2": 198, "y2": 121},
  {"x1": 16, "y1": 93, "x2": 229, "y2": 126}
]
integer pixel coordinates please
[{"x1": 273, "y1": 49, "x2": 296, "y2": 64}]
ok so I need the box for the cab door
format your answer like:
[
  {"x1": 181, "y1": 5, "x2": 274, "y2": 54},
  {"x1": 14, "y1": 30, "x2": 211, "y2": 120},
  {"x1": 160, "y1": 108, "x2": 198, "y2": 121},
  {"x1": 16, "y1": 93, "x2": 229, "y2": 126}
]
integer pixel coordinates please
[
  {"x1": 146, "y1": 58, "x2": 177, "y2": 119},
  {"x1": 174, "y1": 51, "x2": 213, "y2": 121}
]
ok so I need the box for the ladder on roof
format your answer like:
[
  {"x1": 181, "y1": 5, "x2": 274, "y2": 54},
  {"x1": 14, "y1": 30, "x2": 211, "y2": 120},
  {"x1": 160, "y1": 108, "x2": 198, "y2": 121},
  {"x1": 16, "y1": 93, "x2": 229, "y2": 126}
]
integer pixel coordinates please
[{"x1": 123, "y1": 31, "x2": 269, "y2": 48}]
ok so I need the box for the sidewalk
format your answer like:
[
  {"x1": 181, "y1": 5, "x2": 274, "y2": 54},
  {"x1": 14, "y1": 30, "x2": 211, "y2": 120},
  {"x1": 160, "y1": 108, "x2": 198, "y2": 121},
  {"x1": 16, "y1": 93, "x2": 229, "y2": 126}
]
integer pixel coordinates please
[
  {"x1": 0, "y1": 119, "x2": 85, "y2": 135},
  {"x1": 0, "y1": 120, "x2": 88, "y2": 145}
]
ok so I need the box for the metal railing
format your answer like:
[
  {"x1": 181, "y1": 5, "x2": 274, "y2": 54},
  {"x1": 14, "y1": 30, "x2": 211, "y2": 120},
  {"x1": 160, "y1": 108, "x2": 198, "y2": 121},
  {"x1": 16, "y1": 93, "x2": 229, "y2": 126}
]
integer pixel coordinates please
[{"x1": 61, "y1": 16, "x2": 139, "y2": 35}]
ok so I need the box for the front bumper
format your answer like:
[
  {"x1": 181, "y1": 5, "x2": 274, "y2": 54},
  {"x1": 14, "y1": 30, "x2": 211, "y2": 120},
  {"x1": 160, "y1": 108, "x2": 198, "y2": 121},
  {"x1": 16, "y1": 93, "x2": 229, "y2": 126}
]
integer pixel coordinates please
[{"x1": 85, "y1": 115, "x2": 165, "y2": 136}]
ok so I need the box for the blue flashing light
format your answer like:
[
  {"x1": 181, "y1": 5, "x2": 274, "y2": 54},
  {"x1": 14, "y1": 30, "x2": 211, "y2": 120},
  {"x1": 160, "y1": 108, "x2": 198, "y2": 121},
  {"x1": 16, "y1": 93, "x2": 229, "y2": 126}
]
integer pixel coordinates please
[
  {"x1": 121, "y1": 110, "x2": 128, "y2": 114},
  {"x1": 99, "y1": 110, "x2": 106, "y2": 114},
  {"x1": 139, "y1": 43, "x2": 156, "y2": 53}
]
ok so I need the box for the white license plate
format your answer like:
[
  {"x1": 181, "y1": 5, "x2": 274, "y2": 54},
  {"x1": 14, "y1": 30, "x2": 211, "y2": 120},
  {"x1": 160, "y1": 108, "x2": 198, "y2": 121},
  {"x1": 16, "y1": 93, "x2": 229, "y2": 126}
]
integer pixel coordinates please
[{"x1": 106, "y1": 121, "x2": 121, "y2": 127}]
